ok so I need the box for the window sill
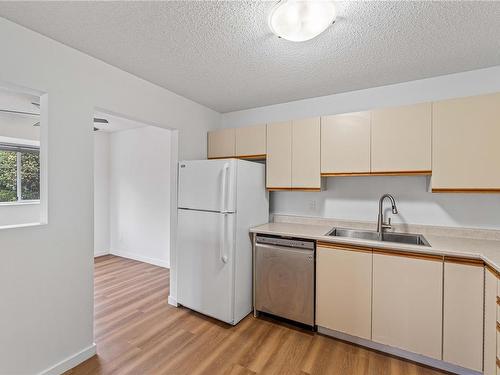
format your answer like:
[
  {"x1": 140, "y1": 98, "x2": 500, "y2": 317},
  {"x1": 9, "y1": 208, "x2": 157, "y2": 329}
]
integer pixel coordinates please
[
  {"x1": 0, "y1": 200, "x2": 40, "y2": 207},
  {"x1": 0, "y1": 222, "x2": 46, "y2": 231}
]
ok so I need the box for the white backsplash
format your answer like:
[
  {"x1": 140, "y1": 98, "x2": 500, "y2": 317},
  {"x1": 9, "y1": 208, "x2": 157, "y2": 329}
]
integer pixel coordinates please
[{"x1": 270, "y1": 175, "x2": 500, "y2": 231}]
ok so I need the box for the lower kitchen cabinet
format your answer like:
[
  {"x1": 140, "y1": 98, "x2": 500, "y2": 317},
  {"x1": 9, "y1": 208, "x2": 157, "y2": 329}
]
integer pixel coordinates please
[
  {"x1": 484, "y1": 266, "x2": 497, "y2": 375},
  {"x1": 443, "y1": 259, "x2": 484, "y2": 371},
  {"x1": 316, "y1": 243, "x2": 372, "y2": 339},
  {"x1": 372, "y1": 251, "x2": 443, "y2": 359}
]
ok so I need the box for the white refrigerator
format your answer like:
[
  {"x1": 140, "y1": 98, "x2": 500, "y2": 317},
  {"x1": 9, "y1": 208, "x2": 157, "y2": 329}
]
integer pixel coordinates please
[{"x1": 177, "y1": 158, "x2": 268, "y2": 325}]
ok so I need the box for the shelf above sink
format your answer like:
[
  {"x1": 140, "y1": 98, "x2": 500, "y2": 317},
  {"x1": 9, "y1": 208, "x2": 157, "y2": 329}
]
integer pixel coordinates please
[{"x1": 326, "y1": 227, "x2": 430, "y2": 247}]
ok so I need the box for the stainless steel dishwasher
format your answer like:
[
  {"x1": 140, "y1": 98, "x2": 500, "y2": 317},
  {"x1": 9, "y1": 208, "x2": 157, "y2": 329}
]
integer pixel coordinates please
[{"x1": 254, "y1": 234, "x2": 315, "y2": 327}]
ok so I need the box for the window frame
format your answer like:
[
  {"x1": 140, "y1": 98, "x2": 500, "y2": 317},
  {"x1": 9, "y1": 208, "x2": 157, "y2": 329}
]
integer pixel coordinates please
[{"x1": 0, "y1": 142, "x2": 40, "y2": 205}]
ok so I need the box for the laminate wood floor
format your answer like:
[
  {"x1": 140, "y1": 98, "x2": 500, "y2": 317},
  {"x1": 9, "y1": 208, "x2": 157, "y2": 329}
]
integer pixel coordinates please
[{"x1": 66, "y1": 255, "x2": 447, "y2": 375}]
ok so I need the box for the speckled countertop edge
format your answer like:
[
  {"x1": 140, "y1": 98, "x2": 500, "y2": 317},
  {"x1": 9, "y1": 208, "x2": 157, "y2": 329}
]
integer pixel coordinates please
[{"x1": 250, "y1": 222, "x2": 500, "y2": 273}]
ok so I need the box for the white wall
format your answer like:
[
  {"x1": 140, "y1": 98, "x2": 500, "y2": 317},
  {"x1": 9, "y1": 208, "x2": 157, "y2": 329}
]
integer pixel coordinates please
[
  {"x1": 94, "y1": 132, "x2": 110, "y2": 256},
  {"x1": 0, "y1": 17, "x2": 219, "y2": 375},
  {"x1": 109, "y1": 126, "x2": 171, "y2": 268},
  {"x1": 222, "y1": 66, "x2": 500, "y2": 230},
  {"x1": 0, "y1": 202, "x2": 40, "y2": 226},
  {"x1": 271, "y1": 176, "x2": 500, "y2": 230}
]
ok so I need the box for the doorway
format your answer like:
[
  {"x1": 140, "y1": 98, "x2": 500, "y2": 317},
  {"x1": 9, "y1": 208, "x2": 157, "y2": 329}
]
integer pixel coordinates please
[{"x1": 93, "y1": 110, "x2": 173, "y2": 266}]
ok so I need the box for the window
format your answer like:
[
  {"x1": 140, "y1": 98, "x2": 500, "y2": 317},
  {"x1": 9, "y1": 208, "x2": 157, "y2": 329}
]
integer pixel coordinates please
[{"x1": 0, "y1": 143, "x2": 40, "y2": 203}]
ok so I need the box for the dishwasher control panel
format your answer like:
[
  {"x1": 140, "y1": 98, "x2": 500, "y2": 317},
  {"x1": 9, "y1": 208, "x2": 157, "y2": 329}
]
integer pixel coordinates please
[{"x1": 255, "y1": 234, "x2": 315, "y2": 250}]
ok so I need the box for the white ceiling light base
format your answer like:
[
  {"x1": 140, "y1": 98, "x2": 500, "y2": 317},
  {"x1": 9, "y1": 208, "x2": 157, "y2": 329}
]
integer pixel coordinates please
[{"x1": 268, "y1": 0, "x2": 337, "y2": 42}]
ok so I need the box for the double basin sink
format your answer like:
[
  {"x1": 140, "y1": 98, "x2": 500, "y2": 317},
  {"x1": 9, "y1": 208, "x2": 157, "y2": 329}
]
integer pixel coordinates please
[{"x1": 327, "y1": 227, "x2": 430, "y2": 247}]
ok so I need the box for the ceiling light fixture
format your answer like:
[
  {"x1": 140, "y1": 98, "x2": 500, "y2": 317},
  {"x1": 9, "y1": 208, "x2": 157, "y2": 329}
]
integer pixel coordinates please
[{"x1": 268, "y1": 0, "x2": 337, "y2": 42}]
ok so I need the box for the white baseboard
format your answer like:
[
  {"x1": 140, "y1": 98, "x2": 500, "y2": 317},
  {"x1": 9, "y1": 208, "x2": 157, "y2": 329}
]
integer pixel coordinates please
[
  {"x1": 38, "y1": 343, "x2": 96, "y2": 375},
  {"x1": 109, "y1": 249, "x2": 169, "y2": 268},
  {"x1": 168, "y1": 295, "x2": 178, "y2": 307},
  {"x1": 94, "y1": 250, "x2": 109, "y2": 258}
]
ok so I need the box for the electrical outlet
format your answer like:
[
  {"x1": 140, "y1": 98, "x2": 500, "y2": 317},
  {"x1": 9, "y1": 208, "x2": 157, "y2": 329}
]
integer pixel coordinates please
[{"x1": 308, "y1": 199, "x2": 316, "y2": 211}]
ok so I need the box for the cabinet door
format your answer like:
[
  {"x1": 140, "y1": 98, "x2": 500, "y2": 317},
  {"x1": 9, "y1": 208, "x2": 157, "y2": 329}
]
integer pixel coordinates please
[
  {"x1": 484, "y1": 267, "x2": 497, "y2": 375},
  {"x1": 432, "y1": 93, "x2": 500, "y2": 191},
  {"x1": 235, "y1": 124, "x2": 266, "y2": 158},
  {"x1": 371, "y1": 103, "x2": 431, "y2": 173},
  {"x1": 372, "y1": 252, "x2": 443, "y2": 359},
  {"x1": 321, "y1": 112, "x2": 371, "y2": 175},
  {"x1": 208, "y1": 128, "x2": 235, "y2": 158},
  {"x1": 316, "y1": 244, "x2": 372, "y2": 339},
  {"x1": 267, "y1": 121, "x2": 292, "y2": 189},
  {"x1": 292, "y1": 117, "x2": 320, "y2": 189},
  {"x1": 443, "y1": 261, "x2": 484, "y2": 371}
]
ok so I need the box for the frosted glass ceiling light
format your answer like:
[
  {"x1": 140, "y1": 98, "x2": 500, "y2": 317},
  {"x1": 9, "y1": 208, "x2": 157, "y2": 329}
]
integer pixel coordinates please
[{"x1": 268, "y1": 0, "x2": 337, "y2": 42}]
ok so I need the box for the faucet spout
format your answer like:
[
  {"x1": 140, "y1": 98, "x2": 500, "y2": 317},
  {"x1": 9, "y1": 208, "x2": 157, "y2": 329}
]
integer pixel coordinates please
[{"x1": 377, "y1": 194, "x2": 399, "y2": 240}]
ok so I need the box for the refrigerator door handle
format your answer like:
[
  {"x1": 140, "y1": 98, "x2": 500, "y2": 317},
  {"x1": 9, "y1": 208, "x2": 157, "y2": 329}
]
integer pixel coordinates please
[
  {"x1": 220, "y1": 162, "x2": 230, "y2": 213},
  {"x1": 220, "y1": 213, "x2": 228, "y2": 263}
]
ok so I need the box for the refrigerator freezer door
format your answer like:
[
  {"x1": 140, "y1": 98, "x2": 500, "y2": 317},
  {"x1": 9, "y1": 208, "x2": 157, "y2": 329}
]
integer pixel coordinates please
[
  {"x1": 178, "y1": 159, "x2": 236, "y2": 213},
  {"x1": 177, "y1": 208, "x2": 235, "y2": 324}
]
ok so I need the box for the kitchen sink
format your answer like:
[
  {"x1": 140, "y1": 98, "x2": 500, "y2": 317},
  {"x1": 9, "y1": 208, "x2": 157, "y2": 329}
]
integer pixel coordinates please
[{"x1": 326, "y1": 227, "x2": 430, "y2": 247}]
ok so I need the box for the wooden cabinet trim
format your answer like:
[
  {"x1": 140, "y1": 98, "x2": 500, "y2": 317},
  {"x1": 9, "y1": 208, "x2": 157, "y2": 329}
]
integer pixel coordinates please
[
  {"x1": 321, "y1": 171, "x2": 431, "y2": 177},
  {"x1": 443, "y1": 256, "x2": 484, "y2": 267},
  {"x1": 209, "y1": 154, "x2": 266, "y2": 160},
  {"x1": 208, "y1": 156, "x2": 234, "y2": 160},
  {"x1": 373, "y1": 248, "x2": 443, "y2": 262},
  {"x1": 321, "y1": 172, "x2": 372, "y2": 177},
  {"x1": 317, "y1": 241, "x2": 372, "y2": 253},
  {"x1": 486, "y1": 263, "x2": 499, "y2": 277},
  {"x1": 237, "y1": 154, "x2": 266, "y2": 160},
  {"x1": 267, "y1": 187, "x2": 321, "y2": 192},
  {"x1": 267, "y1": 187, "x2": 291, "y2": 191},
  {"x1": 370, "y1": 170, "x2": 432, "y2": 176}
]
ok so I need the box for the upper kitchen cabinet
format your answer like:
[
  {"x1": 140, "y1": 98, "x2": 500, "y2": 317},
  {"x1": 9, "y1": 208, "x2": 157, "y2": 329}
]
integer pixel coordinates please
[
  {"x1": 321, "y1": 112, "x2": 371, "y2": 175},
  {"x1": 207, "y1": 128, "x2": 235, "y2": 159},
  {"x1": 292, "y1": 117, "x2": 321, "y2": 190},
  {"x1": 235, "y1": 124, "x2": 266, "y2": 159},
  {"x1": 371, "y1": 103, "x2": 432, "y2": 174},
  {"x1": 266, "y1": 121, "x2": 292, "y2": 189},
  {"x1": 432, "y1": 93, "x2": 500, "y2": 192},
  {"x1": 267, "y1": 118, "x2": 321, "y2": 190}
]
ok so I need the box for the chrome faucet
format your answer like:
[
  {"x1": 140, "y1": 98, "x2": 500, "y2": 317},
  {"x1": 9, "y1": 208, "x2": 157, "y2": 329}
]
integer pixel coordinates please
[{"x1": 377, "y1": 194, "x2": 398, "y2": 240}]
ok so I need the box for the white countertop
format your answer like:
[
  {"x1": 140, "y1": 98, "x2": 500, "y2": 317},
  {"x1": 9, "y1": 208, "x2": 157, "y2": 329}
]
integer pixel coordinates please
[{"x1": 250, "y1": 222, "x2": 500, "y2": 273}]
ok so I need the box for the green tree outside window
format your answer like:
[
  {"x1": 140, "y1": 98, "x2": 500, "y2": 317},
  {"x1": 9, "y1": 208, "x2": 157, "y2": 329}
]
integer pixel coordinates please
[{"x1": 0, "y1": 149, "x2": 40, "y2": 203}]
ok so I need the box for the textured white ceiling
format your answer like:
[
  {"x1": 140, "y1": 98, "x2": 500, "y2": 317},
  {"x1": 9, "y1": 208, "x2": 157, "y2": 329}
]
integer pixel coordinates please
[{"x1": 1, "y1": 1, "x2": 500, "y2": 113}]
